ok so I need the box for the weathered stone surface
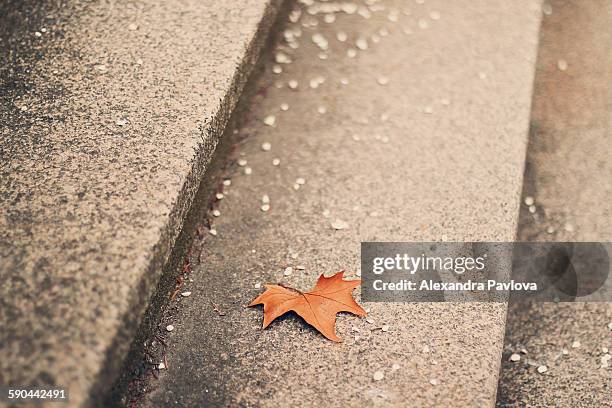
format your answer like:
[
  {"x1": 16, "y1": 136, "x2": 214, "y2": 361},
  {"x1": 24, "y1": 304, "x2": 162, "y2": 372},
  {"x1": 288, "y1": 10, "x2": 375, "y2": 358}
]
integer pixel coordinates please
[
  {"x1": 139, "y1": 0, "x2": 542, "y2": 406},
  {"x1": 0, "y1": 0, "x2": 282, "y2": 405},
  {"x1": 499, "y1": 1, "x2": 612, "y2": 405}
]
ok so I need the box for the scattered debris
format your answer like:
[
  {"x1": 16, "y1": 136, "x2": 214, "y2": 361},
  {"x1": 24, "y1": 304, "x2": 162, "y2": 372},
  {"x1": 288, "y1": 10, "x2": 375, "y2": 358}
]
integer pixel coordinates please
[
  {"x1": 264, "y1": 115, "x2": 277, "y2": 126},
  {"x1": 331, "y1": 219, "x2": 349, "y2": 230},
  {"x1": 211, "y1": 301, "x2": 226, "y2": 316}
]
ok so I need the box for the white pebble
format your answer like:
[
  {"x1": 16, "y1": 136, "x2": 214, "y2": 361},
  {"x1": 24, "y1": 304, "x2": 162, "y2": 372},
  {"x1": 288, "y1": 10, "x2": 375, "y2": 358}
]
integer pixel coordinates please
[
  {"x1": 510, "y1": 353, "x2": 521, "y2": 362},
  {"x1": 336, "y1": 31, "x2": 347, "y2": 42},
  {"x1": 275, "y1": 52, "x2": 291, "y2": 64},
  {"x1": 222, "y1": 178, "x2": 231, "y2": 186},
  {"x1": 209, "y1": 228, "x2": 218, "y2": 236},
  {"x1": 212, "y1": 209, "x2": 221, "y2": 217},
  {"x1": 262, "y1": 195, "x2": 270, "y2": 204},
  {"x1": 181, "y1": 291, "x2": 191, "y2": 297},
  {"x1": 215, "y1": 193, "x2": 224, "y2": 200},
  {"x1": 429, "y1": 378, "x2": 439, "y2": 385},
  {"x1": 244, "y1": 167, "x2": 252, "y2": 175},
  {"x1": 392, "y1": 363, "x2": 400, "y2": 370},
  {"x1": 571, "y1": 340, "x2": 581, "y2": 348},
  {"x1": 280, "y1": 103, "x2": 289, "y2": 111},
  {"x1": 356, "y1": 37, "x2": 368, "y2": 50},
  {"x1": 260, "y1": 204, "x2": 270, "y2": 212},
  {"x1": 537, "y1": 365, "x2": 548, "y2": 374},
  {"x1": 254, "y1": 282, "x2": 261, "y2": 289},
  {"x1": 377, "y1": 76, "x2": 389, "y2": 86},
  {"x1": 331, "y1": 219, "x2": 349, "y2": 230},
  {"x1": 524, "y1": 196, "x2": 535, "y2": 206},
  {"x1": 373, "y1": 371, "x2": 384, "y2": 381},
  {"x1": 296, "y1": 177, "x2": 306, "y2": 185},
  {"x1": 272, "y1": 158, "x2": 281, "y2": 166},
  {"x1": 237, "y1": 158, "x2": 247, "y2": 167},
  {"x1": 288, "y1": 80, "x2": 299, "y2": 89},
  {"x1": 347, "y1": 48, "x2": 357, "y2": 58},
  {"x1": 158, "y1": 362, "x2": 166, "y2": 370},
  {"x1": 557, "y1": 59, "x2": 568, "y2": 71},
  {"x1": 166, "y1": 324, "x2": 174, "y2": 332},
  {"x1": 264, "y1": 115, "x2": 276, "y2": 127},
  {"x1": 317, "y1": 106, "x2": 327, "y2": 114},
  {"x1": 381, "y1": 325, "x2": 390, "y2": 332},
  {"x1": 284, "y1": 267, "x2": 293, "y2": 276},
  {"x1": 261, "y1": 142, "x2": 272, "y2": 151},
  {"x1": 272, "y1": 64, "x2": 282, "y2": 74}
]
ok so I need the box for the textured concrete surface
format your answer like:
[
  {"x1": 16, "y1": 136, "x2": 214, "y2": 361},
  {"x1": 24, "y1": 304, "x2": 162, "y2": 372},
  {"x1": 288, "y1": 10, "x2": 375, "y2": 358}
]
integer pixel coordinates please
[
  {"x1": 136, "y1": 1, "x2": 542, "y2": 406},
  {"x1": 0, "y1": 0, "x2": 283, "y2": 405},
  {"x1": 497, "y1": 1, "x2": 612, "y2": 406}
]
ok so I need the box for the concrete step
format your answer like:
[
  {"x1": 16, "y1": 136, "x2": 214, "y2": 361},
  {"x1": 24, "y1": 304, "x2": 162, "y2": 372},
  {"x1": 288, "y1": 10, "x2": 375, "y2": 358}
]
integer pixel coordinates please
[
  {"x1": 0, "y1": 0, "x2": 284, "y2": 405},
  {"x1": 497, "y1": 0, "x2": 612, "y2": 405},
  {"x1": 133, "y1": 1, "x2": 542, "y2": 406}
]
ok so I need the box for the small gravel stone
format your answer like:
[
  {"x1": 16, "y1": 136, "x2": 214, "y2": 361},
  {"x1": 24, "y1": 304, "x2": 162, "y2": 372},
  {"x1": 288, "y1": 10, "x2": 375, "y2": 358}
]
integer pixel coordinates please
[
  {"x1": 244, "y1": 167, "x2": 252, "y2": 175},
  {"x1": 373, "y1": 371, "x2": 384, "y2": 381},
  {"x1": 571, "y1": 340, "x2": 581, "y2": 348},
  {"x1": 166, "y1": 324, "x2": 174, "y2": 332},
  {"x1": 392, "y1": 363, "x2": 400, "y2": 370},
  {"x1": 237, "y1": 158, "x2": 247, "y2": 167},
  {"x1": 557, "y1": 59, "x2": 568, "y2": 71},
  {"x1": 272, "y1": 158, "x2": 281, "y2": 166},
  {"x1": 215, "y1": 193, "x2": 224, "y2": 200},
  {"x1": 429, "y1": 378, "x2": 439, "y2": 385},
  {"x1": 209, "y1": 228, "x2": 218, "y2": 236},
  {"x1": 524, "y1": 196, "x2": 535, "y2": 206},
  {"x1": 288, "y1": 79, "x2": 299, "y2": 89},
  {"x1": 377, "y1": 76, "x2": 389, "y2": 86},
  {"x1": 537, "y1": 365, "x2": 548, "y2": 374},
  {"x1": 181, "y1": 291, "x2": 191, "y2": 297},
  {"x1": 212, "y1": 209, "x2": 221, "y2": 217},
  {"x1": 284, "y1": 267, "x2": 293, "y2": 276},
  {"x1": 158, "y1": 362, "x2": 166, "y2": 370},
  {"x1": 510, "y1": 353, "x2": 521, "y2": 362},
  {"x1": 381, "y1": 325, "x2": 390, "y2": 332},
  {"x1": 254, "y1": 282, "x2": 261, "y2": 289},
  {"x1": 260, "y1": 204, "x2": 270, "y2": 212},
  {"x1": 280, "y1": 103, "x2": 289, "y2": 111},
  {"x1": 331, "y1": 219, "x2": 349, "y2": 230},
  {"x1": 264, "y1": 115, "x2": 276, "y2": 126},
  {"x1": 261, "y1": 142, "x2": 272, "y2": 151},
  {"x1": 272, "y1": 64, "x2": 282, "y2": 74}
]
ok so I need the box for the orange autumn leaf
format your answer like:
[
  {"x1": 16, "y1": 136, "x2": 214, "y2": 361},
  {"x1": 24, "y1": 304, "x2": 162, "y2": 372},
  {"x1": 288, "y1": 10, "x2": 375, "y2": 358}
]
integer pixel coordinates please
[{"x1": 249, "y1": 271, "x2": 366, "y2": 342}]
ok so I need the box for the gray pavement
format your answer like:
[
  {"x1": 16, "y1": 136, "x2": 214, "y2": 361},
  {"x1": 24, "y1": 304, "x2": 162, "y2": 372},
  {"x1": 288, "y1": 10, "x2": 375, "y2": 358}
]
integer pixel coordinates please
[
  {"x1": 136, "y1": 1, "x2": 542, "y2": 406},
  {"x1": 0, "y1": 0, "x2": 282, "y2": 405},
  {"x1": 497, "y1": 1, "x2": 612, "y2": 406}
]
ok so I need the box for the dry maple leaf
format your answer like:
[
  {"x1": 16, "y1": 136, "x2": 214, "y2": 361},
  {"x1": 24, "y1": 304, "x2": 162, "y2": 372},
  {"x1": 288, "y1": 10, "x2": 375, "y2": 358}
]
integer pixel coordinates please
[{"x1": 249, "y1": 271, "x2": 366, "y2": 342}]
